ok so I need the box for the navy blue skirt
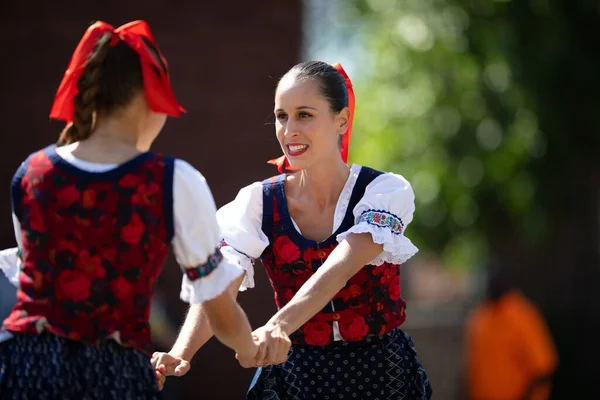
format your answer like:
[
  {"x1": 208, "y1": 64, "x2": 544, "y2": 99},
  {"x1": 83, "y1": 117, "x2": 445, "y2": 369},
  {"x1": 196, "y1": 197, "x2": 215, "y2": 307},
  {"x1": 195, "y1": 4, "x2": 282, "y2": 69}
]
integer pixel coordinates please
[
  {"x1": 247, "y1": 328, "x2": 432, "y2": 400},
  {"x1": 0, "y1": 333, "x2": 161, "y2": 400}
]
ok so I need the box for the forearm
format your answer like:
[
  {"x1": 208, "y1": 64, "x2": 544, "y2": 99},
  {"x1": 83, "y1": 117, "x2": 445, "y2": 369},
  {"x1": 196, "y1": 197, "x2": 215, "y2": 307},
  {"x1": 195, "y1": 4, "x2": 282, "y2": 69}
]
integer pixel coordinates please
[
  {"x1": 268, "y1": 234, "x2": 382, "y2": 335},
  {"x1": 169, "y1": 303, "x2": 213, "y2": 361},
  {"x1": 205, "y1": 294, "x2": 255, "y2": 354},
  {"x1": 170, "y1": 274, "x2": 244, "y2": 361}
]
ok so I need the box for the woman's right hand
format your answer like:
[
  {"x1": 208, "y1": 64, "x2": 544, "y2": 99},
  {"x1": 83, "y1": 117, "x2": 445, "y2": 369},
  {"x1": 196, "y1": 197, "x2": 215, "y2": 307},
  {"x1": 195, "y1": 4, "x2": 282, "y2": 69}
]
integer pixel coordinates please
[{"x1": 151, "y1": 351, "x2": 191, "y2": 391}]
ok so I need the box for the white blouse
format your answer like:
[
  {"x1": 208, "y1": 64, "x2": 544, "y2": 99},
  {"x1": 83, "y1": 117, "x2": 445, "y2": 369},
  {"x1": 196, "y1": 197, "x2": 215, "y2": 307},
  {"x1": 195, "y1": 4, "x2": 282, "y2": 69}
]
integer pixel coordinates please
[
  {"x1": 214, "y1": 164, "x2": 419, "y2": 292},
  {"x1": 0, "y1": 147, "x2": 242, "y2": 305}
]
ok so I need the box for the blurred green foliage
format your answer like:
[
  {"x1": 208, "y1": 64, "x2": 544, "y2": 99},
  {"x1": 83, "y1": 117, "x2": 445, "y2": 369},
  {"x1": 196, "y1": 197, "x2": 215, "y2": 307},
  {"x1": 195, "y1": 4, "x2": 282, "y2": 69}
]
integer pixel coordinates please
[{"x1": 342, "y1": 0, "x2": 599, "y2": 269}]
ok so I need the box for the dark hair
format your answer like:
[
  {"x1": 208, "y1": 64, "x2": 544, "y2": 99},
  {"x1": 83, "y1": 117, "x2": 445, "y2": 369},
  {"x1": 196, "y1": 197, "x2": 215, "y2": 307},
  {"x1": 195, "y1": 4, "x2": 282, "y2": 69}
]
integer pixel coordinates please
[
  {"x1": 57, "y1": 33, "x2": 146, "y2": 146},
  {"x1": 281, "y1": 61, "x2": 348, "y2": 114}
]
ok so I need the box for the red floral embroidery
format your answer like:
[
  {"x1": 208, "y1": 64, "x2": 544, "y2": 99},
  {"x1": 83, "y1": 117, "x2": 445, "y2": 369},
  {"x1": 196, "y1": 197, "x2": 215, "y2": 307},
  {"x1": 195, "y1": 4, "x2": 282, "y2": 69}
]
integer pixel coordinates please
[
  {"x1": 4, "y1": 150, "x2": 172, "y2": 355},
  {"x1": 340, "y1": 316, "x2": 369, "y2": 341},
  {"x1": 273, "y1": 236, "x2": 300, "y2": 264},
  {"x1": 76, "y1": 250, "x2": 106, "y2": 279},
  {"x1": 119, "y1": 173, "x2": 141, "y2": 188},
  {"x1": 55, "y1": 270, "x2": 91, "y2": 302},
  {"x1": 57, "y1": 185, "x2": 81, "y2": 208},
  {"x1": 121, "y1": 213, "x2": 144, "y2": 245},
  {"x1": 339, "y1": 284, "x2": 362, "y2": 301},
  {"x1": 132, "y1": 183, "x2": 161, "y2": 205},
  {"x1": 260, "y1": 176, "x2": 406, "y2": 347},
  {"x1": 28, "y1": 201, "x2": 46, "y2": 232},
  {"x1": 388, "y1": 277, "x2": 401, "y2": 301},
  {"x1": 82, "y1": 189, "x2": 96, "y2": 209},
  {"x1": 110, "y1": 276, "x2": 132, "y2": 301},
  {"x1": 303, "y1": 320, "x2": 332, "y2": 346}
]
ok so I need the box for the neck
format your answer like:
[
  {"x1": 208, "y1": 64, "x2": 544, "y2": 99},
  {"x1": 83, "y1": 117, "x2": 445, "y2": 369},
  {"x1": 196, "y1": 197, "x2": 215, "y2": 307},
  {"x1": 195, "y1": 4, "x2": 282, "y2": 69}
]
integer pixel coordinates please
[
  {"x1": 66, "y1": 115, "x2": 145, "y2": 164},
  {"x1": 89, "y1": 116, "x2": 141, "y2": 149},
  {"x1": 295, "y1": 156, "x2": 350, "y2": 208}
]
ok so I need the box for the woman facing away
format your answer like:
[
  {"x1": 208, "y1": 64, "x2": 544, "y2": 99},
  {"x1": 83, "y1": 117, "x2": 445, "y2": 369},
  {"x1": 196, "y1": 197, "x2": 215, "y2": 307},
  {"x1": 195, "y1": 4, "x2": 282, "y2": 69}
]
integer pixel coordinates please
[
  {"x1": 0, "y1": 20, "x2": 258, "y2": 399},
  {"x1": 153, "y1": 61, "x2": 432, "y2": 399}
]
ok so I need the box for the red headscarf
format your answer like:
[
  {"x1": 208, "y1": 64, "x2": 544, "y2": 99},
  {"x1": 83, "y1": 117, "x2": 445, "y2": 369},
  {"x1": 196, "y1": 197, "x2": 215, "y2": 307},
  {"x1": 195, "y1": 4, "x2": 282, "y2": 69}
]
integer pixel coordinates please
[
  {"x1": 268, "y1": 63, "x2": 355, "y2": 173},
  {"x1": 49, "y1": 20, "x2": 185, "y2": 123}
]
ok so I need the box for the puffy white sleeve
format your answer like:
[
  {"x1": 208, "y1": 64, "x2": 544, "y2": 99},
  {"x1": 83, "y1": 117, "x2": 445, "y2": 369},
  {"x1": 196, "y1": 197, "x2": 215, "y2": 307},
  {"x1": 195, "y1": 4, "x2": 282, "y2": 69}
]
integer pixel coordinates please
[
  {"x1": 336, "y1": 172, "x2": 419, "y2": 266},
  {"x1": 216, "y1": 182, "x2": 268, "y2": 291},
  {"x1": 173, "y1": 160, "x2": 243, "y2": 304},
  {"x1": 0, "y1": 246, "x2": 20, "y2": 287}
]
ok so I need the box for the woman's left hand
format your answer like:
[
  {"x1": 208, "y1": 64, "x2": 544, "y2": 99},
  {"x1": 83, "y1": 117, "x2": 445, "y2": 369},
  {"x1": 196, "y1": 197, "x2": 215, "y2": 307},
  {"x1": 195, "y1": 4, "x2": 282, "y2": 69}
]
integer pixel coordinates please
[{"x1": 250, "y1": 323, "x2": 291, "y2": 367}]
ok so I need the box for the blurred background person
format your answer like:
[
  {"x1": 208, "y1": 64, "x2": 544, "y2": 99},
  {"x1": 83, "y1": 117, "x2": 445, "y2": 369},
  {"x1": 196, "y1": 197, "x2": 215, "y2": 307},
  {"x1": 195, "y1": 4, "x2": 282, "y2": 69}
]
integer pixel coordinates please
[{"x1": 465, "y1": 261, "x2": 558, "y2": 400}]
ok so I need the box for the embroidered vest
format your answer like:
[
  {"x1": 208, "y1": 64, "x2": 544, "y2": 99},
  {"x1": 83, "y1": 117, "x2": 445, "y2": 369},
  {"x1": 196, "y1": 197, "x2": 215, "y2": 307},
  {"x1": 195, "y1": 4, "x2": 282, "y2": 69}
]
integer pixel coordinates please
[
  {"x1": 260, "y1": 167, "x2": 406, "y2": 346},
  {"x1": 2, "y1": 146, "x2": 175, "y2": 355}
]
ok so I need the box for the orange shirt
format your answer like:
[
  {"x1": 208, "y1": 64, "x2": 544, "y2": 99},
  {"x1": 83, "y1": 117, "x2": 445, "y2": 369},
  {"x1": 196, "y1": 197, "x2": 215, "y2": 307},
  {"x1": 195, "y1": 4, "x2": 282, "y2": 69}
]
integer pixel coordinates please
[{"x1": 466, "y1": 290, "x2": 558, "y2": 400}]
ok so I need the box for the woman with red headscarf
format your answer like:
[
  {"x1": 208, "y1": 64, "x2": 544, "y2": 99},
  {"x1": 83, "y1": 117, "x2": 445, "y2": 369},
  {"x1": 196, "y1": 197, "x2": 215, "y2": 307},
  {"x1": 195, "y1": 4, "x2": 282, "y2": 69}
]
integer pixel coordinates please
[
  {"x1": 0, "y1": 21, "x2": 258, "y2": 398},
  {"x1": 153, "y1": 61, "x2": 432, "y2": 399}
]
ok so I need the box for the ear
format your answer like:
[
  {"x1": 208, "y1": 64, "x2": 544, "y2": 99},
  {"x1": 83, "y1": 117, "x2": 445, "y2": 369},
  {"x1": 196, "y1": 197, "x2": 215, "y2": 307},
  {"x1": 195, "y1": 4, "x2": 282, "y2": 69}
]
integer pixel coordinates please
[{"x1": 336, "y1": 107, "x2": 351, "y2": 136}]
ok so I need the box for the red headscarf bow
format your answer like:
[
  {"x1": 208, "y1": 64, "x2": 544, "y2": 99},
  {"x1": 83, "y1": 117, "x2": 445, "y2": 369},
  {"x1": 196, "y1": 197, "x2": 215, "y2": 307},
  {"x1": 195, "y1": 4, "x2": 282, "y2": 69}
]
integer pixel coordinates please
[
  {"x1": 268, "y1": 62, "x2": 355, "y2": 173},
  {"x1": 49, "y1": 20, "x2": 185, "y2": 123}
]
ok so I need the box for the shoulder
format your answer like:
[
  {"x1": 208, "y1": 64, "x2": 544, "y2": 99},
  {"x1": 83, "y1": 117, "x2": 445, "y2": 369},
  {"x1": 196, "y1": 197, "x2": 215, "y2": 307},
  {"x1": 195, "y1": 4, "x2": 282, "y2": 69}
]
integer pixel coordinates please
[{"x1": 359, "y1": 166, "x2": 414, "y2": 199}]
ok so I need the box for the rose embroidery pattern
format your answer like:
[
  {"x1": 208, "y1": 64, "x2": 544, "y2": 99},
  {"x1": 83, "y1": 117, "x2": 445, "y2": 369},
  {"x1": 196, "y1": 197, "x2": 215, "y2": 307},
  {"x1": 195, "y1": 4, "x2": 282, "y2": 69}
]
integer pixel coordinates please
[
  {"x1": 259, "y1": 170, "x2": 407, "y2": 347},
  {"x1": 3, "y1": 149, "x2": 173, "y2": 355}
]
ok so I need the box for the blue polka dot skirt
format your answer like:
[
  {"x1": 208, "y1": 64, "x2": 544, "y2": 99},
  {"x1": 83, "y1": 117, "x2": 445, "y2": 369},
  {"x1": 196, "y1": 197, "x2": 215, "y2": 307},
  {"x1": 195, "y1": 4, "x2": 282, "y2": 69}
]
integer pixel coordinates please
[
  {"x1": 247, "y1": 328, "x2": 432, "y2": 399},
  {"x1": 0, "y1": 333, "x2": 161, "y2": 400}
]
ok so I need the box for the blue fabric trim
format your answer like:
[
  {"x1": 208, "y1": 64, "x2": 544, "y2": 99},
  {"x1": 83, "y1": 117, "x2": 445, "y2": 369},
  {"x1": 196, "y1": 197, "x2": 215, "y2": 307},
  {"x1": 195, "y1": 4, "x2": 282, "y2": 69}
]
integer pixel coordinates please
[
  {"x1": 162, "y1": 156, "x2": 175, "y2": 243},
  {"x1": 10, "y1": 153, "x2": 32, "y2": 222}
]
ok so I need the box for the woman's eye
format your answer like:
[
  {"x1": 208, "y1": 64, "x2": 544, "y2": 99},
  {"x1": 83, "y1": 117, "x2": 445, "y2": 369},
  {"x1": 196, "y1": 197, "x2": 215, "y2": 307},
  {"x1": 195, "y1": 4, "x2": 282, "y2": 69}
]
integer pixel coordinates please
[
  {"x1": 276, "y1": 113, "x2": 288, "y2": 121},
  {"x1": 298, "y1": 112, "x2": 312, "y2": 119}
]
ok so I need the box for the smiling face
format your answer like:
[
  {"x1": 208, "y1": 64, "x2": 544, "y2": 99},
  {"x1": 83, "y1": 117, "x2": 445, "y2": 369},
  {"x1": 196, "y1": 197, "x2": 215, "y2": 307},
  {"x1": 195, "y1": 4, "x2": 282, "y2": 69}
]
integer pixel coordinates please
[{"x1": 274, "y1": 75, "x2": 348, "y2": 171}]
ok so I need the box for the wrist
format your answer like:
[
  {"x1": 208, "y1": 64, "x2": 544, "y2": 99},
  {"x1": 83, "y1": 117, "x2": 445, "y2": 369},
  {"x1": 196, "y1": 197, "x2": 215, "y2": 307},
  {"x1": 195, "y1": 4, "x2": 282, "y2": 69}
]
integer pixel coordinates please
[
  {"x1": 169, "y1": 346, "x2": 193, "y2": 362},
  {"x1": 266, "y1": 318, "x2": 292, "y2": 336}
]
